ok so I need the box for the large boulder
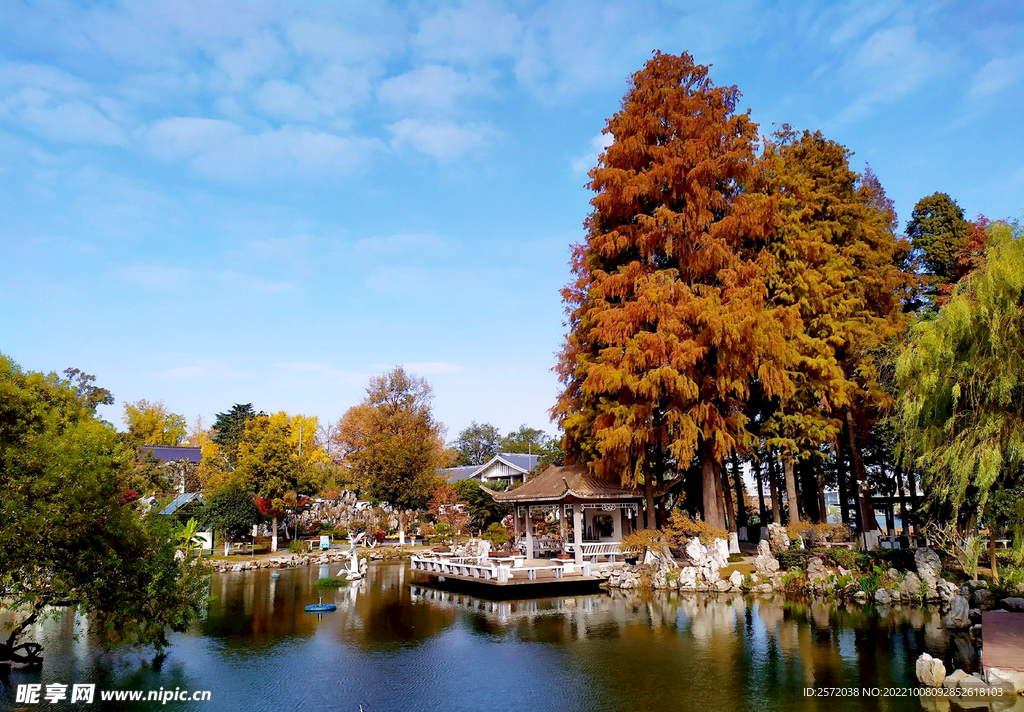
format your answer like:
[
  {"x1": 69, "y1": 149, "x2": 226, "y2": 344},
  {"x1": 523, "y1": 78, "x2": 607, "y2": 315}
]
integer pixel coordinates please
[
  {"x1": 899, "y1": 572, "x2": 923, "y2": 600},
  {"x1": 875, "y1": 589, "x2": 891, "y2": 605},
  {"x1": 915, "y1": 547, "x2": 941, "y2": 588},
  {"x1": 767, "y1": 523, "x2": 790, "y2": 554},
  {"x1": 1001, "y1": 597, "x2": 1024, "y2": 612},
  {"x1": 944, "y1": 595, "x2": 971, "y2": 628},
  {"x1": 682, "y1": 537, "x2": 707, "y2": 567},
  {"x1": 943, "y1": 669, "x2": 968, "y2": 689},
  {"x1": 677, "y1": 566, "x2": 698, "y2": 591},
  {"x1": 807, "y1": 556, "x2": 827, "y2": 582},
  {"x1": 729, "y1": 570, "x2": 744, "y2": 590},
  {"x1": 915, "y1": 653, "x2": 946, "y2": 687},
  {"x1": 936, "y1": 579, "x2": 958, "y2": 604},
  {"x1": 754, "y1": 539, "x2": 780, "y2": 574},
  {"x1": 970, "y1": 588, "x2": 993, "y2": 610}
]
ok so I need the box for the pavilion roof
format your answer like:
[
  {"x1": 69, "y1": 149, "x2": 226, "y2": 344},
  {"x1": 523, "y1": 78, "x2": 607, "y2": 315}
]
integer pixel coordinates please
[{"x1": 487, "y1": 464, "x2": 674, "y2": 503}]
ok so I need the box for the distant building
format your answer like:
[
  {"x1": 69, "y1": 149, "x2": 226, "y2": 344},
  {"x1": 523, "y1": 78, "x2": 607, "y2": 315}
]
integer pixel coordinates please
[
  {"x1": 439, "y1": 452, "x2": 542, "y2": 486},
  {"x1": 143, "y1": 445, "x2": 202, "y2": 494}
]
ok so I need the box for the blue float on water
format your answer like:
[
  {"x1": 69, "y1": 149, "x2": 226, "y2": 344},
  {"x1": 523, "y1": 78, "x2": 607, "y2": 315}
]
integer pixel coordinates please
[
  {"x1": 270, "y1": 572, "x2": 280, "y2": 579},
  {"x1": 304, "y1": 598, "x2": 336, "y2": 613}
]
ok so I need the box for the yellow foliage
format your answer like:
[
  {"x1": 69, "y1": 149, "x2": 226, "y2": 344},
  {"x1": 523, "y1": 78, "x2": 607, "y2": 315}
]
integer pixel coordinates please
[{"x1": 664, "y1": 511, "x2": 728, "y2": 546}]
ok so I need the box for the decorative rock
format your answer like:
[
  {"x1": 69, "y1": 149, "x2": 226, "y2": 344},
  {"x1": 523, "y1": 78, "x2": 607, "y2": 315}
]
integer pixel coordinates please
[
  {"x1": 900, "y1": 572, "x2": 923, "y2": 600},
  {"x1": 915, "y1": 548, "x2": 942, "y2": 588},
  {"x1": 887, "y1": 568, "x2": 900, "y2": 581},
  {"x1": 915, "y1": 653, "x2": 946, "y2": 688},
  {"x1": 875, "y1": 589, "x2": 891, "y2": 605},
  {"x1": 943, "y1": 669, "x2": 968, "y2": 689},
  {"x1": 967, "y1": 579, "x2": 988, "y2": 589},
  {"x1": 944, "y1": 595, "x2": 971, "y2": 628},
  {"x1": 754, "y1": 583, "x2": 773, "y2": 595},
  {"x1": 807, "y1": 557, "x2": 827, "y2": 582},
  {"x1": 729, "y1": 570, "x2": 744, "y2": 589},
  {"x1": 985, "y1": 668, "x2": 1021, "y2": 696},
  {"x1": 956, "y1": 675, "x2": 990, "y2": 693},
  {"x1": 838, "y1": 566, "x2": 851, "y2": 578},
  {"x1": 853, "y1": 590, "x2": 867, "y2": 603},
  {"x1": 1001, "y1": 597, "x2": 1024, "y2": 612},
  {"x1": 715, "y1": 579, "x2": 731, "y2": 592},
  {"x1": 970, "y1": 588, "x2": 993, "y2": 610},
  {"x1": 767, "y1": 523, "x2": 790, "y2": 554},
  {"x1": 936, "y1": 579, "x2": 958, "y2": 604}
]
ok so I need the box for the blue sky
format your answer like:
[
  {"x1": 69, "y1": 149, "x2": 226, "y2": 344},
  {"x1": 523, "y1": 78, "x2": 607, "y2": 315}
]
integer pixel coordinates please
[{"x1": 1, "y1": 1, "x2": 1022, "y2": 441}]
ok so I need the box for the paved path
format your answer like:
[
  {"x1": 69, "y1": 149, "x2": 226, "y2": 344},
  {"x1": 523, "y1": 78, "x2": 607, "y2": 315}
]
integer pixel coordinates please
[{"x1": 982, "y1": 611, "x2": 1024, "y2": 672}]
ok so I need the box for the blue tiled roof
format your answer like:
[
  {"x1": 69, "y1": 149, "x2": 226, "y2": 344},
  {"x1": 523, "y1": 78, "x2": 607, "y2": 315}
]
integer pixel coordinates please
[
  {"x1": 497, "y1": 452, "x2": 540, "y2": 472},
  {"x1": 145, "y1": 446, "x2": 202, "y2": 463},
  {"x1": 440, "y1": 465, "x2": 483, "y2": 483},
  {"x1": 159, "y1": 492, "x2": 204, "y2": 515}
]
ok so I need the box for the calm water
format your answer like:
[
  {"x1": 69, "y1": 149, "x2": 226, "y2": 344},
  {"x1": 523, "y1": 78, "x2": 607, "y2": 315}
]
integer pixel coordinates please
[{"x1": 2, "y1": 562, "x2": 1020, "y2": 712}]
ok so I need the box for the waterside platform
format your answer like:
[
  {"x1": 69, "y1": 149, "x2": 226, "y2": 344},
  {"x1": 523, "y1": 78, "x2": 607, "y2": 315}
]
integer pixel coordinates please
[{"x1": 410, "y1": 555, "x2": 604, "y2": 599}]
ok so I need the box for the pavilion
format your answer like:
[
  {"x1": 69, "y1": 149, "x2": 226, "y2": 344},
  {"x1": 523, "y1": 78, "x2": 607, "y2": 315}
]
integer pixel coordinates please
[{"x1": 486, "y1": 464, "x2": 676, "y2": 564}]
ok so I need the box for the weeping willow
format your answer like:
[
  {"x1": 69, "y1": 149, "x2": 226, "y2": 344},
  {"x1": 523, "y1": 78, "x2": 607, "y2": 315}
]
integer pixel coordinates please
[{"x1": 894, "y1": 221, "x2": 1024, "y2": 556}]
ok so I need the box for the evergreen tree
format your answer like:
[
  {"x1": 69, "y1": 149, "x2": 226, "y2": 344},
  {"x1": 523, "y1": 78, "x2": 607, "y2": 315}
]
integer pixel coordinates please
[{"x1": 906, "y1": 192, "x2": 970, "y2": 306}]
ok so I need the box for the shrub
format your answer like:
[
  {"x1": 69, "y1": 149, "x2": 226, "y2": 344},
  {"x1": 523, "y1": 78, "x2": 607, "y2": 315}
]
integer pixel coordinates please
[
  {"x1": 315, "y1": 577, "x2": 349, "y2": 588},
  {"x1": 482, "y1": 522, "x2": 511, "y2": 548},
  {"x1": 288, "y1": 539, "x2": 302, "y2": 554},
  {"x1": 665, "y1": 511, "x2": 727, "y2": 546},
  {"x1": 620, "y1": 529, "x2": 667, "y2": 555}
]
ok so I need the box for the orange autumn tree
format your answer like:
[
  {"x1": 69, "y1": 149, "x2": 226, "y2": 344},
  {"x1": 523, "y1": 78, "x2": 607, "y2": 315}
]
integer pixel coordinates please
[{"x1": 553, "y1": 52, "x2": 796, "y2": 529}]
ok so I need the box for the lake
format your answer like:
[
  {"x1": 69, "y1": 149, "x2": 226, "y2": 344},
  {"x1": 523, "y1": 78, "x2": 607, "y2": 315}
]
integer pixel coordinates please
[{"x1": 2, "y1": 562, "x2": 1020, "y2": 712}]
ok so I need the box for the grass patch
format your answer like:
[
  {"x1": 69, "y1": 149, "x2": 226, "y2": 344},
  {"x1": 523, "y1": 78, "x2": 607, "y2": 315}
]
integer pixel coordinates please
[{"x1": 315, "y1": 577, "x2": 350, "y2": 588}]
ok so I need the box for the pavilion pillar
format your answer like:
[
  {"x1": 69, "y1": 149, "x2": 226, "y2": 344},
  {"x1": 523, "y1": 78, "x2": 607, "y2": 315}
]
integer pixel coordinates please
[
  {"x1": 524, "y1": 507, "x2": 535, "y2": 560},
  {"x1": 613, "y1": 508, "x2": 623, "y2": 540},
  {"x1": 572, "y1": 505, "x2": 584, "y2": 565}
]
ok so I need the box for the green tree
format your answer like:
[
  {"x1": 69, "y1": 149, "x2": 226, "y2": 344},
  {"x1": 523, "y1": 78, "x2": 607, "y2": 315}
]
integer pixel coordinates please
[
  {"x1": 906, "y1": 192, "x2": 971, "y2": 306},
  {"x1": 499, "y1": 424, "x2": 564, "y2": 468},
  {"x1": 203, "y1": 484, "x2": 262, "y2": 543},
  {"x1": 63, "y1": 367, "x2": 114, "y2": 411},
  {"x1": 337, "y1": 367, "x2": 449, "y2": 545},
  {"x1": 454, "y1": 477, "x2": 511, "y2": 530},
  {"x1": 234, "y1": 411, "x2": 315, "y2": 552},
  {"x1": 122, "y1": 398, "x2": 187, "y2": 452},
  {"x1": 553, "y1": 51, "x2": 795, "y2": 529},
  {"x1": 451, "y1": 420, "x2": 501, "y2": 465},
  {"x1": 894, "y1": 222, "x2": 1024, "y2": 575},
  {"x1": 0, "y1": 355, "x2": 208, "y2": 662},
  {"x1": 212, "y1": 403, "x2": 257, "y2": 464}
]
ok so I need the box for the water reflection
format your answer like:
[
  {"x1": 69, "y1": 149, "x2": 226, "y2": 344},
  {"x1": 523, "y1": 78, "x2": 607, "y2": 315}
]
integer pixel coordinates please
[{"x1": 2, "y1": 563, "x2": 1020, "y2": 712}]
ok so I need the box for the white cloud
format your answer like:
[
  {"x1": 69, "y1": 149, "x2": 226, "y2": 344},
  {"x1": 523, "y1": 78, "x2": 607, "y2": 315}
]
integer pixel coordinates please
[
  {"x1": 968, "y1": 56, "x2": 1023, "y2": 100},
  {"x1": 413, "y1": 2, "x2": 521, "y2": 64},
  {"x1": 387, "y1": 118, "x2": 495, "y2": 161},
  {"x1": 829, "y1": 24, "x2": 946, "y2": 125},
  {"x1": 377, "y1": 65, "x2": 489, "y2": 112},
  {"x1": 143, "y1": 118, "x2": 383, "y2": 178},
  {"x1": 354, "y1": 232, "x2": 447, "y2": 256},
  {"x1": 213, "y1": 34, "x2": 288, "y2": 89},
  {"x1": 571, "y1": 132, "x2": 613, "y2": 174},
  {"x1": 114, "y1": 262, "x2": 293, "y2": 294}
]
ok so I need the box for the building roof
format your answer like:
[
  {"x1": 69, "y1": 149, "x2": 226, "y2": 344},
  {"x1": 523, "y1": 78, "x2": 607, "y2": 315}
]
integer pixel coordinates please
[
  {"x1": 159, "y1": 491, "x2": 204, "y2": 515},
  {"x1": 440, "y1": 465, "x2": 483, "y2": 483},
  {"x1": 488, "y1": 464, "x2": 674, "y2": 503},
  {"x1": 494, "y1": 452, "x2": 540, "y2": 472},
  {"x1": 144, "y1": 445, "x2": 202, "y2": 464}
]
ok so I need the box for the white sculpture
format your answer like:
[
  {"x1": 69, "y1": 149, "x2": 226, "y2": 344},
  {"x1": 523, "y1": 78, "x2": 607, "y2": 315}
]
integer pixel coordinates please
[{"x1": 338, "y1": 532, "x2": 367, "y2": 580}]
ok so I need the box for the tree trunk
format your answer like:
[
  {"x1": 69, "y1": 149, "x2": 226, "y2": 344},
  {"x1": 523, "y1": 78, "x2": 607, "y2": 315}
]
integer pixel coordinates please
[
  {"x1": 754, "y1": 454, "x2": 767, "y2": 525},
  {"x1": 271, "y1": 514, "x2": 279, "y2": 552},
  {"x1": 784, "y1": 453, "x2": 799, "y2": 525},
  {"x1": 398, "y1": 511, "x2": 406, "y2": 546},
  {"x1": 815, "y1": 459, "x2": 827, "y2": 524},
  {"x1": 719, "y1": 460, "x2": 736, "y2": 532},
  {"x1": 731, "y1": 453, "x2": 747, "y2": 531},
  {"x1": 836, "y1": 441, "x2": 851, "y2": 526},
  {"x1": 907, "y1": 469, "x2": 919, "y2": 537},
  {"x1": 644, "y1": 462, "x2": 656, "y2": 530},
  {"x1": 767, "y1": 446, "x2": 781, "y2": 525},
  {"x1": 844, "y1": 408, "x2": 877, "y2": 531},
  {"x1": 896, "y1": 466, "x2": 910, "y2": 538},
  {"x1": 990, "y1": 529, "x2": 1000, "y2": 584},
  {"x1": 702, "y1": 449, "x2": 724, "y2": 529}
]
